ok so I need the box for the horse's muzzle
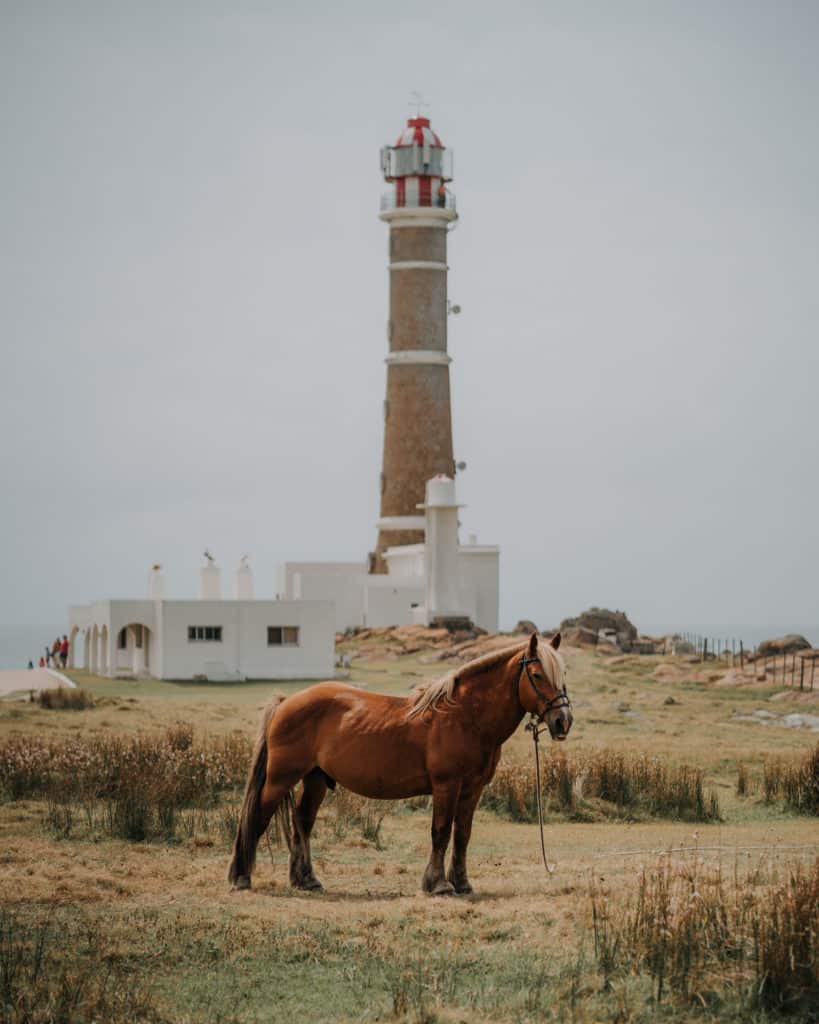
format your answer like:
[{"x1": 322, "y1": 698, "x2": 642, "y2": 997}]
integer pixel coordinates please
[{"x1": 549, "y1": 709, "x2": 573, "y2": 741}]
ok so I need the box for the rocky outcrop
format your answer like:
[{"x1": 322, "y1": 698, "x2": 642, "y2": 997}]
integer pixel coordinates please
[
  {"x1": 756, "y1": 635, "x2": 812, "y2": 658},
  {"x1": 559, "y1": 608, "x2": 638, "y2": 649},
  {"x1": 512, "y1": 620, "x2": 538, "y2": 635}
]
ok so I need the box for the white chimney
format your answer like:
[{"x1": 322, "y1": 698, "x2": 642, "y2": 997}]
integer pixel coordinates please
[
  {"x1": 199, "y1": 551, "x2": 222, "y2": 600},
  {"x1": 234, "y1": 556, "x2": 254, "y2": 600},
  {"x1": 149, "y1": 564, "x2": 165, "y2": 601}
]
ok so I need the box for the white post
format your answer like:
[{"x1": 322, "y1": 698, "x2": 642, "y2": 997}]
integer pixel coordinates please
[
  {"x1": 200, "y1": 564, "x2": 222, "y2": 600},
  {"x1": 89, "y1": 628, "x2": 98, "y2": 674},
  {"x1": 421, "y1": 475, "x2": 466, "y2": 625},
  {"x1": 234, "y1": 558, "x2": 255, "y2": 600},
  {"x1": 149, "y1": 565, "x2": 165, "y2": 601}
]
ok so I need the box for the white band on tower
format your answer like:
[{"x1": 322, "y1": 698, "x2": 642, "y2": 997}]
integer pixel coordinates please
[
  {"x1": 389, "y1": 260, "x2": 448, "y2": 271},
  {"x1": 385, "y1": 350, "x2": 451, "y2": 367},
  {"x1": 376, "y1": 515, "x2": 426, "y2": 531}
]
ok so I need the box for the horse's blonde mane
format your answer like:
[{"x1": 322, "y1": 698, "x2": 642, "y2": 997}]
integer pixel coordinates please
[{"x1": 406, "y1": 637, "x2": 565, "y2": 720}]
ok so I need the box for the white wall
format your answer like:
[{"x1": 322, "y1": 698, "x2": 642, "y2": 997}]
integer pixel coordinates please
[
  {"x1": 280, "y1": 562, "x2": 368, "y2": 632},
  {"x1": 459, "y1": 547, "x2": 500, "y2": 633},
  {"x1": 363, "y1": 579, "x2": 425, "y2": 628},
  {"x1": 158, "y1": 600, "x2": 335, "y2": 680}
]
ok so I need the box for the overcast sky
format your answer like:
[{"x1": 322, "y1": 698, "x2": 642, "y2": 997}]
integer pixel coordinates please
[{"x1": 1, "y1": 0, "x2": 816, "y2": 633}]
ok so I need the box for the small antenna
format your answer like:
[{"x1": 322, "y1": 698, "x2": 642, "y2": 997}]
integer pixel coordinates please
[{"x1": 409, "y1": 90, "x2": 430, "y2": 118}]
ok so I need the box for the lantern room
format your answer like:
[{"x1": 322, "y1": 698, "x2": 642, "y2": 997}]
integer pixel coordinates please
[{"x1": 380, "y1": 116, "x2": 455, "y2": 211}]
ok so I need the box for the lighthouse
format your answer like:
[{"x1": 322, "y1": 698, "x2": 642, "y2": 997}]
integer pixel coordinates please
[{"x1": 372, "y1": 113, "x2": 458, "y2": 571}]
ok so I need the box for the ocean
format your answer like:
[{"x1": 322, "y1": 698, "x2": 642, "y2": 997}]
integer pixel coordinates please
[{"x1": 0, "y1": 625, "x2": 66, "y2": 671}]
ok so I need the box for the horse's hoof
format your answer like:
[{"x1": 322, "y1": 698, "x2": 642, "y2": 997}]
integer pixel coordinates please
[
  {"x1": 231, "y1": 876, "x2": 251, "y2": 891},
  {"x1": 300, "y1": 878, "x2": 324, "y2": 892},
  {"x1": 453, "y1": 882, "x2": 473, "y2": 895},
  {"x1": 430, "y1": 880, "x2": 456, "y2": 896}
]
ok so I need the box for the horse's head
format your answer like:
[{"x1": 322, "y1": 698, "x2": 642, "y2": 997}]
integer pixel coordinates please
[{"x1": 517, "y1": 631, "x2": 573, "y2": 740}]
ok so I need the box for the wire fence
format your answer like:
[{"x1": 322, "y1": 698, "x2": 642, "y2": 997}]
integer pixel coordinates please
[{"x1": 677, "y1": 632, "x2": 817, "y2": 691}]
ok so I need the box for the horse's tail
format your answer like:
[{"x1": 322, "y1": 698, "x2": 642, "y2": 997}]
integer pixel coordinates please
[{"x1": 228, "y1": 696, "x2": 294, "y2": 887}]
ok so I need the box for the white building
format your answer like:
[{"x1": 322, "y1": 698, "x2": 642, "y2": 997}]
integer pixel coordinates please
[
  {"x1": 68, "y1": 560, "x2": 335, "y2": 681},
  {"x1": 281, "y1": 476, "x2": 500, "y2": 633}
]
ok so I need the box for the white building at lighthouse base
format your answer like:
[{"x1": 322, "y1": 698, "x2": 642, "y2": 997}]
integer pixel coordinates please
[{"x1": 280, "y1": 476, "x2": 499, "y2": 632}]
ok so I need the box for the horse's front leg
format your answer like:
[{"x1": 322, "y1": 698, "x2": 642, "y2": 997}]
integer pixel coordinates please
[
  {"x1": 447, "y1": 786, "x2": 482, "y2": 894},
  {"x1": 422, "y1": 782, "x2": 460, "y2": 895}
]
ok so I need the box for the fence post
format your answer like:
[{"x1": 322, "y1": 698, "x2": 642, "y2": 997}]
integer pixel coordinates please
[
  {"x1": 739, "y1": 641, "x2": 744, "y2": 671},
  {"x1": 799, "y1": 657, "x2": 805, "y2": 690}
]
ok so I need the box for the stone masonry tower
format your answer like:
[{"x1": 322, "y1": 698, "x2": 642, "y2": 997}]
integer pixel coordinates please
[{"x1": 372, "y1": 114, "x2": 457, "y2": 571}]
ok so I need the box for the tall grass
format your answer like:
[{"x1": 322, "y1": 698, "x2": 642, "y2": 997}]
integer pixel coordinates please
[
  {"x1": 0, "y1": 726, "x2": 250, "y2": 842},
  {"x1": 0, "y1": 909, "x2": 165, "y2": 1023},
  {"x1": 36, "y1": 687, "x2": 95, "y2": 710},
  {"x1": 483, "y1": 750, "x2": 721, "y2": 823},
  {"x1": 763, "y1": 744, "x2": 819, "y2": 814},
  {"x1": 590, "y1": 855, "x2": 819, "y2": 1012}
]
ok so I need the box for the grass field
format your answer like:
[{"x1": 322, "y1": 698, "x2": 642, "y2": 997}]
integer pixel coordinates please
[{"x1": 1, "y1": 641, "x2": 817, "y2": 1022}]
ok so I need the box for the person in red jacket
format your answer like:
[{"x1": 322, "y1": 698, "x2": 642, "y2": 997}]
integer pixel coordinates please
[{"x1": 59, "y1": 635, "x2": 69, "y2": 668}]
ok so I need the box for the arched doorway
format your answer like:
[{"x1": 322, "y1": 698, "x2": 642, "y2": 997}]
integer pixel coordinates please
[{"x1": 115, "y1": 623, "x2": 152, "y2": 677}]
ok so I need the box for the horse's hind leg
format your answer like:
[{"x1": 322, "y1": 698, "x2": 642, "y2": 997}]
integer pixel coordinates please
[
  {"x1": 289, "y1": 768, "x2": 328, "y2": 891},
  {"x1": 447, "y1": 786, "x2": 481, "y2": 894}
]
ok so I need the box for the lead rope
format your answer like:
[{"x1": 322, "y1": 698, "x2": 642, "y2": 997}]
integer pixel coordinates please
[{"x1": 528, "y1": 719, "x2": 556, "y2": 874}]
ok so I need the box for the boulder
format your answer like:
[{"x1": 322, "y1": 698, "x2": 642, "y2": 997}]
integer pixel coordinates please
[
  {"x1": 561, "y1": 625, "x2": 599, "y2": 648},
  {"x1": 512, "y1": 619, "x2": 538, "y2": 635},
  {"x1": 756, "y1": 635, "x2": 812, "y2": 658},
  {"x1": 559, "y1": 608, "x2": 639, "y2": 648}
]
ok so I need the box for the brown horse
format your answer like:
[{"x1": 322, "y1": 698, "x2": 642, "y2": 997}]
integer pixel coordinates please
[{"x1": 228, "y1": 630, "x2": 571, "y2": 895}]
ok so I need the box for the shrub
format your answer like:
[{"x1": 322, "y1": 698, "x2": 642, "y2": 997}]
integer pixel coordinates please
[
  {"x1": 36, "y1": 687, "x2": 94, "y2": 710},
  {"x1": 0, "y1": 726, "x2": 251, "y2": 843},
  {"x1": 736, "y1": 762, "x2": 749, "y2": 796},
  {"x1": 327, "y1": 787, "x2": 388, "y2": 848},
  {"x1": 483, "y1": 749, "x2": 721, "y2": 823},
  {"x1": 763, "y1": 744, "x2": 819, "y2": 815}
]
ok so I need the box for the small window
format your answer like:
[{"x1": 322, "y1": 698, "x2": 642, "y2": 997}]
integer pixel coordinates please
[
  {"x1": 268, "y1": 626, "x2": 299, "y2": 647},
  {"x1": 118, "y1": 628, "x2": 127, "y2": 650},
  {"x1": 188, "y1": 626, "x2": 222, "y2": 642}
]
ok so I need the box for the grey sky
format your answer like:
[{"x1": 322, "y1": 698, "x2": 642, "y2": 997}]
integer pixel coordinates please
[{"x1": 1, "y1": 1, "x2": 817, "y2": 632}]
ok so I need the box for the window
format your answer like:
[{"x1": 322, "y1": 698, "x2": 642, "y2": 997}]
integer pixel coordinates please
[
  {"x1": 187, "y1": 626, "x2": 223, "y2": 642},
  {"x1": 117, "y1": 628, "x2": 127, "y2": 650},
  {"x1": 268, "y1": 626, "x2": 299, "y2": 647}
]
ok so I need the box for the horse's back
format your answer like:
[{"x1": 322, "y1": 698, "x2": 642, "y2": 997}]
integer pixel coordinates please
[{"x1": 268, "y1": 682, "x2": 430, "y2": 799}]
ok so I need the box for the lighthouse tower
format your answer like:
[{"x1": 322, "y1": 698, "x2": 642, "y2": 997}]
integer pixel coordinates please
[{"x1": 372, "y1": 114, "x2": 458, "y2": 571}]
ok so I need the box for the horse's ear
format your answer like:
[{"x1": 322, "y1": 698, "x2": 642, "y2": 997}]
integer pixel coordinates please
[
  {"x1": 527, "y1": 631, "x2": 539, "y2": 656},
  {"x1": 550, "y1": 632, "x2": 562, "y2": 650}
]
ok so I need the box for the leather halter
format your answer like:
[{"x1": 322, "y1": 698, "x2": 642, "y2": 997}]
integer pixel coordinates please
[{"x1": 514, "y1": 654, "x2": 571, "y2": 728}]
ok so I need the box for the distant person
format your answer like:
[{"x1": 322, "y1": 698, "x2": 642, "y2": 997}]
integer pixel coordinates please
[
  {"x1": 437, "y1": 182, "x2": 447, "y2": 208},
  {"x1": 44, "y1": 645, "x2": 51, "y2": 667},
  {"x1": 52, "y1": 637, "x2": 60, "y2": 665},
  {"x1": 27, "y1": 660, "x2": 34, "y2": 670},
  {"x1": 39, "y1": 656, "x2": 45, "y2": 668},
  {"x1": 60, "y1": 635, "x2": 69, "y2": 668}
]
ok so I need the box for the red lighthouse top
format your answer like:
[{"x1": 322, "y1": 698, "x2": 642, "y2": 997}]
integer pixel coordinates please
[
  {"x1": 394, "y1": 117, "x2": 443, "y2": 149},
  {"x1": 380, "y1": 113, "x2": 454, "y2": 212}
]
